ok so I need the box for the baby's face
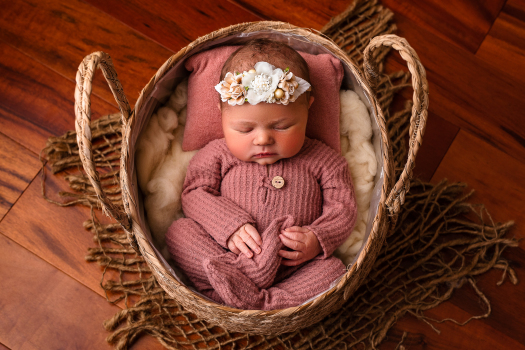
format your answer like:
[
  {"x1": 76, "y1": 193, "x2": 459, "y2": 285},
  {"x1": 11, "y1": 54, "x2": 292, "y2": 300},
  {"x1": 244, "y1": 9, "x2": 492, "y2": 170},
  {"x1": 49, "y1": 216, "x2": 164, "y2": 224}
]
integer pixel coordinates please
[{"x1": 221, "y1": 96, "x2": 314, "y2": 165}]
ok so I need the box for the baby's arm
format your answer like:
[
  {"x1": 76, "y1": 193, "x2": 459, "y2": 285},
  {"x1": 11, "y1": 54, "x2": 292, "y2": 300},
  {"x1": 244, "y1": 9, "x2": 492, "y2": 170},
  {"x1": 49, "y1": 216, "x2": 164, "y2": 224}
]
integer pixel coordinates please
[
  {"x1": 279, "y1": 157, "x2": 357, "y2": 263},
  {"x1": 181, "y1": 143, "x2": 257, "y2": 248}
]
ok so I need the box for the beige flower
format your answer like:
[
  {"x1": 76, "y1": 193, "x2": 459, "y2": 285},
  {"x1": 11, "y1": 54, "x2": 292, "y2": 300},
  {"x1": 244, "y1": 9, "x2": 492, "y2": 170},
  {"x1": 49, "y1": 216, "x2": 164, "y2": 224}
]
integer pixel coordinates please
[
  {"x1": 276, "y1": 71, "x2": 300, "y2": 104},
  {"x1": 215, "y1": 72, "x2": 247, "y2": 105}
]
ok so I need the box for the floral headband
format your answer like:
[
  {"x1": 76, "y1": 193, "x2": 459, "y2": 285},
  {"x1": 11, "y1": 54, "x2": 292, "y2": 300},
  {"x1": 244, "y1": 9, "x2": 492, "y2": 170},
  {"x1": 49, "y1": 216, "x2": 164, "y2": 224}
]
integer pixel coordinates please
[{"x1": 215, "y1": 62, "x2": 311, "y2": 106}]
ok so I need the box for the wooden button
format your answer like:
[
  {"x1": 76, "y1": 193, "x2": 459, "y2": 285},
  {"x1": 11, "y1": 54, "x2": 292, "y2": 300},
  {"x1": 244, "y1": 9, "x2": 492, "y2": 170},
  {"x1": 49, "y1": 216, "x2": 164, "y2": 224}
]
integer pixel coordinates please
[{"x1": 271, "y1": 176, "x2": 285, "y2": 189}]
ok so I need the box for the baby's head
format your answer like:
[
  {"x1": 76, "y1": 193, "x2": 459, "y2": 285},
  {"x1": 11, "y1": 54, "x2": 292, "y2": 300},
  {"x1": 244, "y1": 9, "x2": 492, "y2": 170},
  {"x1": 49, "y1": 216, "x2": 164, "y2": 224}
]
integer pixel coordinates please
[{"x1": 216, "y1": 39, "x2": 315, "y2": 165}]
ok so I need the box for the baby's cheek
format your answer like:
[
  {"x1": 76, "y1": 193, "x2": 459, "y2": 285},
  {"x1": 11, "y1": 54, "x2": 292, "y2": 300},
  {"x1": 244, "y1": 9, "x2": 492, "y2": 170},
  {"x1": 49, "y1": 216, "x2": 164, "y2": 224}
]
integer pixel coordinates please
[
  {"x1": 224, "y1": 132, "x2": 251, "y2": 161},
  {"x1": 230, "y1": 144, "x2": 251, "y2": 162},
  {"x1": 278, "y1": 131, "x2": 305, "y2": 157}
]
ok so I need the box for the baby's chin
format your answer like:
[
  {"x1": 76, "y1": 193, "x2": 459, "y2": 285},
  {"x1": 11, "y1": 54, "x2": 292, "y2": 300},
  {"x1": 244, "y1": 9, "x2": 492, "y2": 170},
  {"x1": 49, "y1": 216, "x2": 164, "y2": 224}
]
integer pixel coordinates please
[{"x1": 251, "y1": 158, "x2": 281, "y2": 165}]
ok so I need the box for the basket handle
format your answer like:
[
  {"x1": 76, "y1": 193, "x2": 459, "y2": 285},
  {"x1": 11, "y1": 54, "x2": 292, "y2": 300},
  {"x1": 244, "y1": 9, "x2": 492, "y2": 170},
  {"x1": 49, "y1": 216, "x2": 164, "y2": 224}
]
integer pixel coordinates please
[
  {"x1": 74, "y1": 51, "x2": 132, "y2": 231},
  {"x1": 363, "y1": 35, "x2": 429, "y2": 215}
]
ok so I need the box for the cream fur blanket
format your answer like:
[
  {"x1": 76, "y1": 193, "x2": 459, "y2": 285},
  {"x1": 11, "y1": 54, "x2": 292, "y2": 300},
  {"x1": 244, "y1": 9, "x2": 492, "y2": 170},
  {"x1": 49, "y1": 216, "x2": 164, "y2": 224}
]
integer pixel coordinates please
[{"x1": 135, "y1": 79, "x2": 376, "y2": 266}]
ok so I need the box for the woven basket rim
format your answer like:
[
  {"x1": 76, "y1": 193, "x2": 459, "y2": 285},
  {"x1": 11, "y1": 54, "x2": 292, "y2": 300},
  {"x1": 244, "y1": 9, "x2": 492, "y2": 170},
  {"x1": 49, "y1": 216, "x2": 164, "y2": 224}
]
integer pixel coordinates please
[{"x1": 118, "y1": 21, "x2": 394, "y2": 334}]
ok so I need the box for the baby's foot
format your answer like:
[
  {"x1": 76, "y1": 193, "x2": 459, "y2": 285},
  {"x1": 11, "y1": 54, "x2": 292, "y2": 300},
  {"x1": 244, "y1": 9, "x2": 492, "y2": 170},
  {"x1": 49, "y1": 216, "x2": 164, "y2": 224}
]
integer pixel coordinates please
[{"x1": 203, "y1": 257, "x2": 267, "y2": 310}]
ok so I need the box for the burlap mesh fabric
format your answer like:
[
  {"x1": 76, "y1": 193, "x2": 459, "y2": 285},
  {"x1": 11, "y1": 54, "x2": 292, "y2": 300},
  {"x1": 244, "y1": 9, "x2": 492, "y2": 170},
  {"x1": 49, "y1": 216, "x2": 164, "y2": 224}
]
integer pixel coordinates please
[{"x1": 41, "y1": 0, "x2": 519, "y2": 349}]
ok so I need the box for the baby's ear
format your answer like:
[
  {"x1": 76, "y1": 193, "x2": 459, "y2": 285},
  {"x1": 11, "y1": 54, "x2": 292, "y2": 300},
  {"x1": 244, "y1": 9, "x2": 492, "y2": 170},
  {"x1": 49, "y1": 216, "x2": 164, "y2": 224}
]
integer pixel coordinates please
[{"x1": 308, "y1": 96, "x2": 315, "y2": 109}]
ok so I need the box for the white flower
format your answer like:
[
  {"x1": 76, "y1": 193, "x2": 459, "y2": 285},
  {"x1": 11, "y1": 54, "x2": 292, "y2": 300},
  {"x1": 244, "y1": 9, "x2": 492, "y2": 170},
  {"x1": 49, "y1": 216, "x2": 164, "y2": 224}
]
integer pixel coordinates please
[
  {"x1": 251, "y1": 74, "x2": 271, "y2": 94},
  {"x1": 245, "y1": 62, "x2": 283, "y2": 105}
]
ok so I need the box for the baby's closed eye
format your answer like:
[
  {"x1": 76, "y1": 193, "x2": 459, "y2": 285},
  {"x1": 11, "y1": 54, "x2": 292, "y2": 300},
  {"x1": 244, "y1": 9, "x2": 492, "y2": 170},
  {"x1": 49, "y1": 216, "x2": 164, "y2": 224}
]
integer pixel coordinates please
[
  {"x1": 274, "y1": 124, "x2": 292, "y2": 131},
  {"x1": 235, "y1": 128, "x2": 253, "y2": 133}
]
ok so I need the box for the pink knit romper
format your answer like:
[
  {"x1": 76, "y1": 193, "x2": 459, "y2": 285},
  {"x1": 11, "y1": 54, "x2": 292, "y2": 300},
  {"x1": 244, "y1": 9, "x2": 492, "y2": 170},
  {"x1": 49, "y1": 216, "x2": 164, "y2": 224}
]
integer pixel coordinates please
[{"x1": 165, "y1": 138, "x2": 357, "y2": 310}]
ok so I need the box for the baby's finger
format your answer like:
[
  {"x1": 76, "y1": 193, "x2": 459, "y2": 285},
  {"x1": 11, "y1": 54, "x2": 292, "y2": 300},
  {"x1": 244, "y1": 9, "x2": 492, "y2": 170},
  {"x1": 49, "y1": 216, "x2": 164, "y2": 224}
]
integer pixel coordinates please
[
  {"x1": 244, "y1": 224, "x2": 263, "y2": 246},
  {"x1": 278, "y1": 249, "x2": 303, "y2": 261},
  {"x1": 233, "y1": 234, "x2": 253, "y2": 258},
  {"x1": 239, "y1": 226, "x2": 261, "y2": 254},
  {"x1": 228, "y1": 241, "x2": 241, "y2": 255},
  {"x1": 280, "y1": 230, "x2": 305, "y2": 242},
  {"x1": 279, "y1": 234, "x2": 305, "y2": 251}
]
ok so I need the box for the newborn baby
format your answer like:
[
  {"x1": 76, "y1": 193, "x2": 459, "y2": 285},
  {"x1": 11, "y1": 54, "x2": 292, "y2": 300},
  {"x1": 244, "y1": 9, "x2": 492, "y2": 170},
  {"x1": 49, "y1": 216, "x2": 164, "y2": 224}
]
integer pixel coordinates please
[{"x1": 166, "y1": 38, "x2": 357, "y2": 310}]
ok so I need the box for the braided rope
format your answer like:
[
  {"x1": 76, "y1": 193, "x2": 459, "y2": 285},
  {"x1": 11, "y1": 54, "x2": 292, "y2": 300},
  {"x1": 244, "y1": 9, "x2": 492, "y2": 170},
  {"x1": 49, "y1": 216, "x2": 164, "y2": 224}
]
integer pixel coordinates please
[
  {"x1": 364, "y1": 35, "x2": 429, "y2": 216},
  {"x1": 74, "y1": 52, "x2": 135, "y2": 241}
]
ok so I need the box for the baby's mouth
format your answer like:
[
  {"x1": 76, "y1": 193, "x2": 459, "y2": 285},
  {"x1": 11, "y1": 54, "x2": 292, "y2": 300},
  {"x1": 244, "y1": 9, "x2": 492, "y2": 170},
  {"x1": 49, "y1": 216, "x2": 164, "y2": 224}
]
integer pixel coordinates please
[{"x1": 254, "y1": 152, "x2": 277, "y2": 158}]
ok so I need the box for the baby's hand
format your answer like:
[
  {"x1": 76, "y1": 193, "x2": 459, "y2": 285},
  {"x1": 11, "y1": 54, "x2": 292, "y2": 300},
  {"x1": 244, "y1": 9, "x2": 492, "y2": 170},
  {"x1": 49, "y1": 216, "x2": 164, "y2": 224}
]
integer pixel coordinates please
[
  {"x1": 227, "y1": 224, "x2": 262, "y2": 258},
  {"x1": 278, "y1": 226, "x2": 321, "y2": 266}
]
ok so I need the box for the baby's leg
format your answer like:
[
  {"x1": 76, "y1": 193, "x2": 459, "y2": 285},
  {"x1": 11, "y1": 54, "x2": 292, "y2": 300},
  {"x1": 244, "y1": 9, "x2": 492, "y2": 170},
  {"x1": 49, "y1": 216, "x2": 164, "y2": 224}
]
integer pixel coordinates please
[
  {"x1": 204, "y1": 215, "x2": 294, "y2": 295},
  {"x1": 206, "y1": 256, "x2": 347, "y2": 310},
  {"x1": 165, "y1": 218, "x2": 226, "y2": 303}
]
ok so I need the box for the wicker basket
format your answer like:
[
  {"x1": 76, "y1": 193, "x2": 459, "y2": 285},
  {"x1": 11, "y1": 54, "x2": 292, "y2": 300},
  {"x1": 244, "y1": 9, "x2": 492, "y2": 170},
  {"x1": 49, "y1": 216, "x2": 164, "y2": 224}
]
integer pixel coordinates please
[{"x1": 74, "y1": 21, "x2": 428, "y2": 335}]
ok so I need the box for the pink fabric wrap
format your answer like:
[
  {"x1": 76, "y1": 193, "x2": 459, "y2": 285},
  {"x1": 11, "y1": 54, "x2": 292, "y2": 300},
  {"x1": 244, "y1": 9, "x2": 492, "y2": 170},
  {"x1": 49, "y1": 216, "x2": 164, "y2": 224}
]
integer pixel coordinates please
[
  {"x1": 183, "y1": 46, "x2": 344, "y2": 152},
  {"x1": 165, "y1": 138, "x2": 357, "y2": 309}
]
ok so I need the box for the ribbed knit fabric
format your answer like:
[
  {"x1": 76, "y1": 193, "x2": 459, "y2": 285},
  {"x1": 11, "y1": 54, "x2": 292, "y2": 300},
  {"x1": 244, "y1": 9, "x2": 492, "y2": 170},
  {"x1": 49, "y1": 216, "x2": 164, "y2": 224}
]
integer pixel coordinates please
[{"x1": 165, "y1": 138, "x2": 357, "y2": 310}]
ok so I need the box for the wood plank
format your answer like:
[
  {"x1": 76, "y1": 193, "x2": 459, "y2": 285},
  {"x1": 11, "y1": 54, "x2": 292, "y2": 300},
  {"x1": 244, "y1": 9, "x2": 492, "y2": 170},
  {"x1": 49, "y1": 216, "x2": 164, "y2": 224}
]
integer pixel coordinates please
[
  {"x1": 228, "y1": 0, "x2": 348, "y2": 29},
  {"x1": 85, "y1": 0, "x2": 261, "y2": 52},
  {"x1": 0, "y1": 165, "x2": 123, "y2": 302},
  {"x1": 411, "y1": 112, "x2": 459, "y2": 182},
  {"x1": 0, "y1": 40, "x2": 118, "y2": 154},
  {"x1": 0, "y1": 0, "x2": 173, "y2": 108},
  {"x1": 476, "y1": 0, "x2": 525, "y2": 87},
  {"x1": 381, "y1": 0, "x2": 506, "y2": 53},
  {"x1": 430, "y1": 130, "x2": 525, "y2": 343},
  {"x1": 431, "y1": 130, "x2": 525, "y2": 229},
  {"x1": 0, "y1": 133, "x2": 41, "y2": 220},
  {"x1": 385, "y1": 12, "x2": 525, "y2": 164},
  {"x1": 383, "y1": 301, "x2": 525, "y2": 349},
  {"x1": 0, "y1": 232, "x2": 163, "y2": 350}
]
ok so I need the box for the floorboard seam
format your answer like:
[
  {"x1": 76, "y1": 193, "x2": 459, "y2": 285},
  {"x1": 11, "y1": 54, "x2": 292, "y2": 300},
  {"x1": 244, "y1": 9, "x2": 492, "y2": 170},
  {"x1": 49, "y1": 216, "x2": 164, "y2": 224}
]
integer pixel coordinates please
[
  {"x1": 81, "y1": 0, "x2": 178, "y2": 58},
  {"x1": 0, "y1": 340, "x2": 12, "y2": 350},
  {"x1": 227, "y1": 0, "x2": 272, "y2": 21},
  {"x1": 0, "y1": 131, "x2": 39, "y2": 158},
  {"x1": 0, "y1": 162, "x2": 45, "y2": 226},
  {"x1": 0, "y1": 229, "x2": 126, "y2": 311},
  {"x1": 474, "y1": 0, "x2": 509, "y2": 54},
  {"x1": 426, "y1": 127, "x2": 460, "y2": 181}
]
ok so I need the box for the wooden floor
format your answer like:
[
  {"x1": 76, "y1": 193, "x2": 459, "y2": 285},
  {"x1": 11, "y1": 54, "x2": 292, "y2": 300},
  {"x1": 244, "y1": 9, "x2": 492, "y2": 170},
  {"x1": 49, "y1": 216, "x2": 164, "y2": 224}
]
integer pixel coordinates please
[{"x1": 0, "y1": 0, "x2": 524, "y2": 349}]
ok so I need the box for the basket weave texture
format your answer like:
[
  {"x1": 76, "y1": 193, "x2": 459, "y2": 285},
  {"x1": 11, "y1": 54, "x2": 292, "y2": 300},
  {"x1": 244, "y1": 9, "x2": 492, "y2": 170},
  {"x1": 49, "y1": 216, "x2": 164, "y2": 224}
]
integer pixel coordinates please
[{"x1": 74, "y1": 21, "x2": 428, "y2": 334}]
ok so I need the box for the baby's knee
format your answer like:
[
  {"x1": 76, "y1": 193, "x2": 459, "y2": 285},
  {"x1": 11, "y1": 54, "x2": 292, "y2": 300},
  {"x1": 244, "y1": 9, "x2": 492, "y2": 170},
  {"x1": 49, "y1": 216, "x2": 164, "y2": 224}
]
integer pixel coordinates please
[
  {"x1": 309, "y1": 256, "x2": 347, "y2": 277},
  {"x1": 165, "y1": 218, "x2": 206, "y2": 246}
]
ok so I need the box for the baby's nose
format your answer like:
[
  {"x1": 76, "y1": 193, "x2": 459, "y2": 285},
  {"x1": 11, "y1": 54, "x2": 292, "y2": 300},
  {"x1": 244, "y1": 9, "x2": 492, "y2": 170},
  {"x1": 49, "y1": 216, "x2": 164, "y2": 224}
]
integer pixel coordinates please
[{"x1": 254, "y1": 131, "x2": 274, "y2": 145}]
